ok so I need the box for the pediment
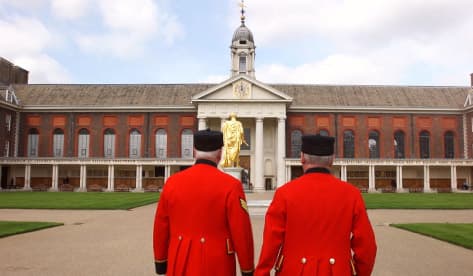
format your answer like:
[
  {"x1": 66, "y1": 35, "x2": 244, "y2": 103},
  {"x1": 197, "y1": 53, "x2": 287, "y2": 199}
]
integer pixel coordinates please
[{"x1": 191, "y1": 75, "x2": 292, "y2": 103}]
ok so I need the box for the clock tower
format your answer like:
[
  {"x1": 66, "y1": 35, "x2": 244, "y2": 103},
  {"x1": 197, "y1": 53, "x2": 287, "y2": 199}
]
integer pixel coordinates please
[{"x1": 231, "y1": 0, "x2": 255, "y2": 78}]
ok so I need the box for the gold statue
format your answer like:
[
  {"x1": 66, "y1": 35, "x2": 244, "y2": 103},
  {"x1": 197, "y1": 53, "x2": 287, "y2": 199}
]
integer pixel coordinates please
[{"x1": 221, "y1": 113, "x2": 248, "y2": 167}]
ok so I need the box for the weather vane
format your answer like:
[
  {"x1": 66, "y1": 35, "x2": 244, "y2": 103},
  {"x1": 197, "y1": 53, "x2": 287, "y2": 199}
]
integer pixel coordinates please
[{"x1": 239, "y1": 0, "x2": 246, "y2": 24}]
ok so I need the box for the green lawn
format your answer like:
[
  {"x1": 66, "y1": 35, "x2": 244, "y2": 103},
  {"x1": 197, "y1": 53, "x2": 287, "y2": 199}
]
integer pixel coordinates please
[
  {"x1": 0, "y1": 221, "x2": 64, "y2": 238},
  {"x1": 363, "y1": 193, "x2": 473, "y2": 209},
  {"x1": 391, "y1": 223, "x2": 473, "y2": 250},
  {"x1": 0, "y1": 192, "x2": 159, "y2": 210},
  {"x1": 0, "y1": 192, "x2": 472, "y2": 209}
]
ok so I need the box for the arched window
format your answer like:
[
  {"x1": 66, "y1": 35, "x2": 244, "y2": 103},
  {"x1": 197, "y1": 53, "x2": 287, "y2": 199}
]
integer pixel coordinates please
[
  {"x1": 181, "y1": 129, "x2": 193, "y2": 158},
  {"x1": 129, "y1": 129, "x2": 141, "y2": 158},
  {"x1": 290, "y1": 130, "x2": 302, "y2": 158},
  {"x1": 27, "y1": 128, "x2": 39, "y2": 157},
  {"x1": 155, "y1": 129, "x2": 167, "y2": 159},
  {"x1": 104, "y1": 128, "x2": 115, "y2": 158},
  {"x1": 239, "y1": 54, "x2": 247, "y2": 73},
  {"x1": 368, "y1": 130, "x2": 380, "y2": 158},
  {"x1": 319, "y1": 129, "x2": 329, "y2": 136},
  {"x1": 419, "y1": 131, "x2": 430, "y2": 159},
  {"x1": 343, "y1": 130, "x2": 355, "y2": 158},
  {"x1": 78, "y1": 128, "x2": 90, "y2": 158},
  {"x1": 444, "y1": 131, "x2": 454, "y2": 158},
  {"x1": 394, "y1": 130, "x2": 405, "y2": 158},
  {"x1": 53, "y1": 128, "x2": 64, "y2": 157}
]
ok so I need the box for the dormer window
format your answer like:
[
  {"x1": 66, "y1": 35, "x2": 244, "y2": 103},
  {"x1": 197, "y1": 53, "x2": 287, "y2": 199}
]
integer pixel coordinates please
[
  {"x1": 240, "y1": 40, "x2": 247, "y2": 44},
  {"x1": 239, "y1": 55, "x2": 247, "y2": 73}
]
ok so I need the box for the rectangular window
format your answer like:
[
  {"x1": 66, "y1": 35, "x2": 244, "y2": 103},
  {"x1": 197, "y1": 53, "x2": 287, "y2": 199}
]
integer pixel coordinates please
[
  {"x1": 28, "y1": 134, "x2": 38, "y2": 157},
  {"x1": 78, "y1": 135, "x2": 89, "y2": 158},
  {"x1": 53, "y1": 134, "x2": 64, "y2": 157},
  {"x1": 104, "y1": 134, "x2": 115, "y2": 158},
  {"x1": 155, "y1": 131, "x2": 167, "y2": 159},
  {"x1": 239, "y1": 56, "x2": 246, "y2": 73},
  {"x1": 129, "y1": 135, "x2": 141, "y2": 158},
  {"x1": 181, "y1": 132, "x2": 193, "y2": 159}
]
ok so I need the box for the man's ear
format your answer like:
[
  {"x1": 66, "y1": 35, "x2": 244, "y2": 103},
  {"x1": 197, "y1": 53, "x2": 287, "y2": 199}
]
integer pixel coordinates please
[{"x1": 300, "y1": 152, "x2": 305, "y2": 165}]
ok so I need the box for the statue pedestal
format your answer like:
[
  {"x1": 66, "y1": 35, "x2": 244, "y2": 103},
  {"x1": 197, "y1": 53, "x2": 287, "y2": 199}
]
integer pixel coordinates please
[
  {"x1": 222, "y1": 167, "x2": 252, "y2": 193},
  {"x1": 222, "y1": 167, "x2": 243, "y2": 181}
]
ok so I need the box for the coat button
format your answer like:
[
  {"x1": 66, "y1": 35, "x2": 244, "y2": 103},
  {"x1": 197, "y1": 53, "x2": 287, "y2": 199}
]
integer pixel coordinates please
[
  {"x1": 329, "y1": 258, "x2": 335, "y2": 265},
  {"x1": 178, "y1": 236, "x2": 182, "y2": 240},
  {"x1": 200, "y1": 237, "x2": 205, "y2": 243},
  {"x1": 301, "y1": 257, "x2": 307, "y2": 264}
]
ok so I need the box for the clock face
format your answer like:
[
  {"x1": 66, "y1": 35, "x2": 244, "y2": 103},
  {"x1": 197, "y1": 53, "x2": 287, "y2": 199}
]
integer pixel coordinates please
[{"x1": 233, "y1": 80, "x2": 251, "y2": 98}]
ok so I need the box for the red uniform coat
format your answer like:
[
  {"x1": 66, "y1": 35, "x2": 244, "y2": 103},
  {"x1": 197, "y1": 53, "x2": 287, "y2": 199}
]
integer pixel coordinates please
[
  {"x1": 255, "y1": 168, "x2": 377, "y2": 276},
  {"x1": 153, "y1": 159, "x2": 254, "y2": 275}
]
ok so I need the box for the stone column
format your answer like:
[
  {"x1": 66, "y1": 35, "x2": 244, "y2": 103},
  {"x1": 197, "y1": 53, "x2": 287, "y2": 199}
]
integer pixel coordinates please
[
  {"x1": 198, "y1": 117, "x2": 207, "y2": 130},
  {"x1": 341, "y1": 165, "x2": 347, "y2": 181},
  {"x1": 285, "y1": 165, "x2": 291, "y2": 183},
  {"x1": 423, "y1": 165, "x2": 432, "y2": 192},
  {"x1": 254, "y1": 117, "x2": 264, "y2": 191},
  {"x1": 134, "y1": 165, "x2": 143, "y2": 192},
  {"x1": 368, "y1": 165, "x2": 376, "y2": 192},
  {"x1": 396, "y1": 165, "x2": 405, "y2": 192},
  {"x1": 164, "y1": 165, "x2": 171, "y2": 183},
  {"x1": 78, "y1": 165, "x2": 87, "y2": 192},
  {"x1": 106, "y1": 165, "x2": 115, "y2": 192},
  {"x1": 50, "y1": 165, "x2": 59, "y2": 191},
  {"x1": 450, "y1": 165, "x2": 457, "y2": 192},
  {"x1": 23, "y1": 165, "x2": 31, "y2": 190},
  {"x1": 276, "y1": 117, "x2": 286, "y2": 187}
]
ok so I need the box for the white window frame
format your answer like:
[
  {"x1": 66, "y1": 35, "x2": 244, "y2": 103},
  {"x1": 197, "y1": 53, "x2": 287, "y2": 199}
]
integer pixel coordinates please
[
  {"x1": 129, "y1": 129, "x2": 141, "y2": 158},
  {"x1": 104, "y1": 129, "x2": 115, "y2": 158},
  {"x1": 155, "y1": 129, "x2": 167, "y2": 159},
  {"x1": 53, "y1": 130, "x2": 64, "y2": 157},
  {"x1": 27, "y1": 131, "x2": 39, "y2": 157},
  {"x1": 181, "y1": 129, "x2": 193, "y2": 158},
  {"x1": 78, "y1": 129, "x2": 90, "y2": 158}
]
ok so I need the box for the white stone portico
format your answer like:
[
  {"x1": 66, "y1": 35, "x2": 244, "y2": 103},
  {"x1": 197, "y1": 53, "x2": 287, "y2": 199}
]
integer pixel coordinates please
[{"x1": 192, "y1": 75, "x2": 292, "y2": 191}]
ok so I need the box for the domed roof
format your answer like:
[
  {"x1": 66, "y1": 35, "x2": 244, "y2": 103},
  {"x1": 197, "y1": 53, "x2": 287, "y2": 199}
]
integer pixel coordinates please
[{"x1": 232, "y1": 23, "x2": 254, "y2": 43}]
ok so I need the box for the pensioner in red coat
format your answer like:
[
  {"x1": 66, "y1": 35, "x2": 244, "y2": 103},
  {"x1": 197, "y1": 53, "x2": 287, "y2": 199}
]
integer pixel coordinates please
[
  {"x1": 153, "y1": 160, "x2": 255, "y2": 275},
  {"x1": 255, "y1": 168, "x2": 377, "y2": 276}
]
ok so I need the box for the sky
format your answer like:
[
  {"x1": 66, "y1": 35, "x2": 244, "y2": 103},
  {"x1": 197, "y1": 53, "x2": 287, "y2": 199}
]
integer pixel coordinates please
[{"x1": 1, "y1": 0, "x2": 472, "y2": 86}]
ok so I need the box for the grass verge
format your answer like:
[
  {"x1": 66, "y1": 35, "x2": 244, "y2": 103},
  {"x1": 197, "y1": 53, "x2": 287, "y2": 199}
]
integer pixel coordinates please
[
  {"x1": 0, "y1": 192, "x2": 159, "y2": 210},
  {"x1": 0, "y1": 221, "x2": 64, "y2": 238},
  {"x1": 362, "y1": 193, "x2": 473, "y2": 209},
  {"x1": 391, "y1": 223, "x2": 473, "y2": 250}
]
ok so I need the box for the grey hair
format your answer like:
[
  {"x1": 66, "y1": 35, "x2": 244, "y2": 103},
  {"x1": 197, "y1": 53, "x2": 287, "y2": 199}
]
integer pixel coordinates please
[
  {"x1": 302, "y1": 153, "x2": 334, "y2": 167},
  {"x1": 195, "y1": 149, "x2": 221, "y2": 160}
]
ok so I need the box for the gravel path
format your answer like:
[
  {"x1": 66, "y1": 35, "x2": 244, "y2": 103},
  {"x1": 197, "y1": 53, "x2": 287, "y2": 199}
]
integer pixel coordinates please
[{"x1": 0, "y1": 192, "x2": 472, "y2": 276}]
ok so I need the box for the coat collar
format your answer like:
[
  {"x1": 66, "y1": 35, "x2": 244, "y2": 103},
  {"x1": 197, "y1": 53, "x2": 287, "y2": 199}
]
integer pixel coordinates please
[
  {"x1": 195, "y1": 159, "x2": 218, "y2": 167},
  {"x1": 304, "y1": 167, "x2": 331, "y2": 175}
]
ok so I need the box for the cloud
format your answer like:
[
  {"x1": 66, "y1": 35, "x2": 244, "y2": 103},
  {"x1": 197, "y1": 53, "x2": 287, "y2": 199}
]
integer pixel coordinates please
[
  {"x1": 76, "y1": 32, "x2": 149, "y2": 59},
  {"x1": 50, "y1": 0, "x2": 90, "y2": 20},
  {"x1": 0, "y1": 16, "x2": 51, "y2": 55},
  {"x1": 75, "y1": 0, "x2": 184, "y2": 59},
  {"x1": 0, "y1": 14, "x2": 71, "y2": 83},
  {"x1": 259, "y1": 53, "x2": 404, "y2": 85},
  {"x1": 245, "y1": 0, "x2": 473, "y2": 85},
  {"x1": 15, "y1": 55, "x2": 71, "y2": 83}
]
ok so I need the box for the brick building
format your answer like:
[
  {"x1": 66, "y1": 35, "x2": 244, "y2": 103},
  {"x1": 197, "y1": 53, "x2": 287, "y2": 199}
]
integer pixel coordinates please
[{"x1": 1, "y1": 18, "x2": 473, "y2": 193}]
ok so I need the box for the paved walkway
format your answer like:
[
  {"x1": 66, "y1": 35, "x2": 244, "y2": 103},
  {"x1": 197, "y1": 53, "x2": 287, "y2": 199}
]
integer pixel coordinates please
[{"x1": 0, "y1": 192, "x2": 472, "y2": 275}]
